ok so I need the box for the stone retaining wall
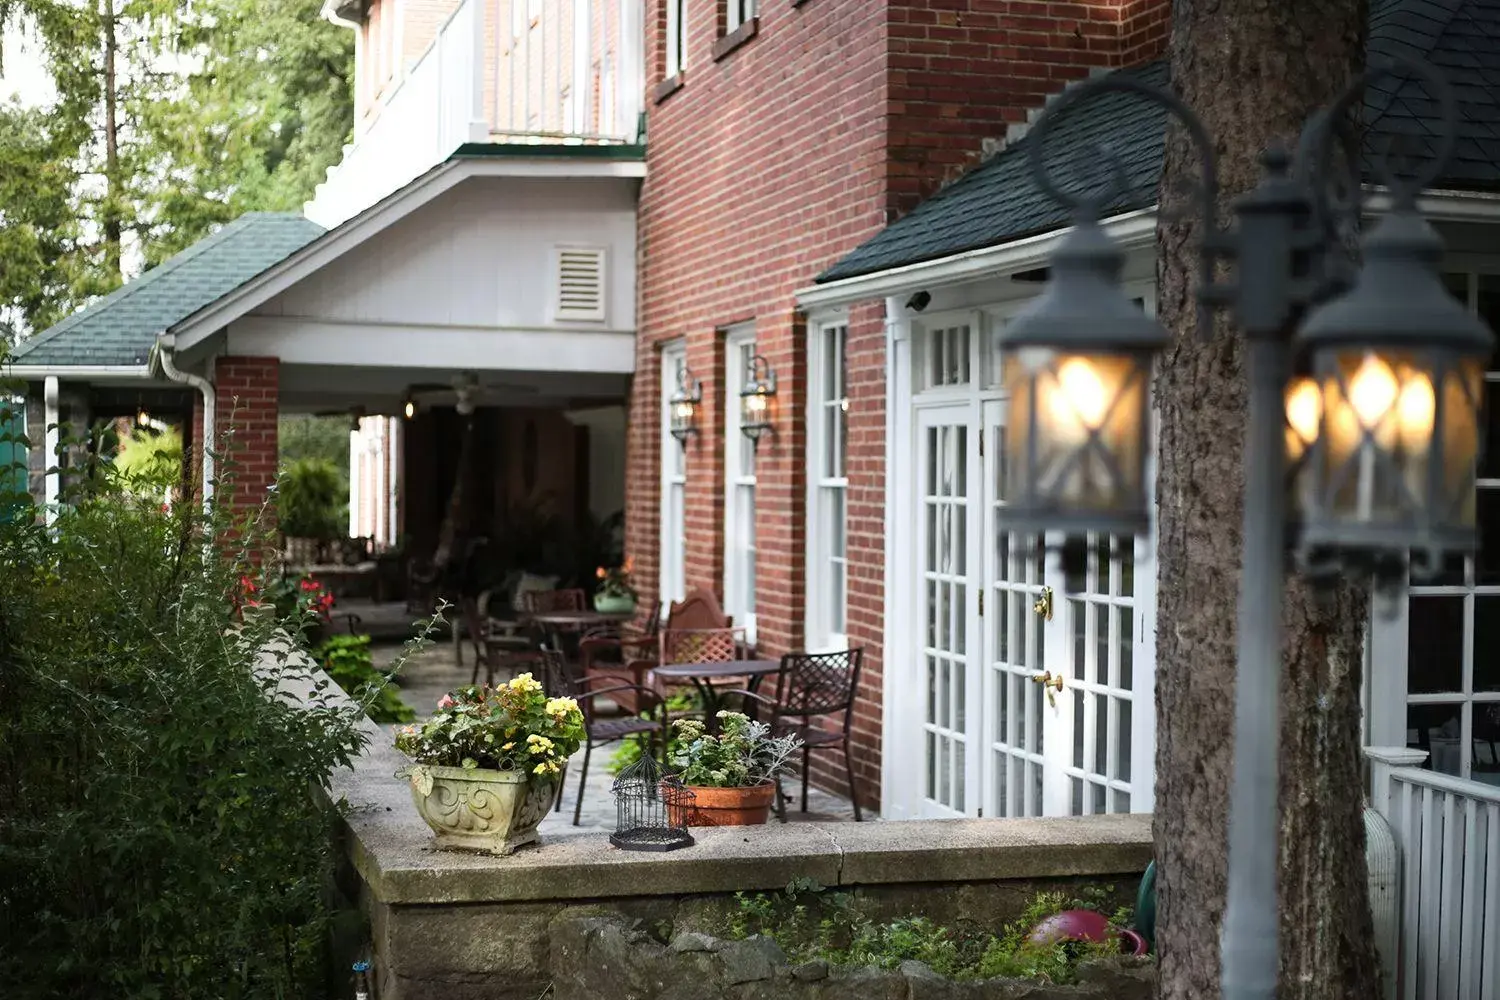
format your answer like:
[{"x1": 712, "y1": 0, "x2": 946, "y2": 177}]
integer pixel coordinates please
[{"x1": 549, "y1": 917, "x2": 1155, "y2": 1000}]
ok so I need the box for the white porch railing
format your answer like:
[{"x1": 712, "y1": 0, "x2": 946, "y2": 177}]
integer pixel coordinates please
[
  {"x1": 306, "y1": 0, "x2": 643, "y2": 230},
  {"x1": 1368, "y1": 746, "x2": 1500, "y2": 1000}
]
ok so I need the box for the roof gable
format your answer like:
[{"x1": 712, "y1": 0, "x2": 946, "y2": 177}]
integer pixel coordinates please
[
  {"x1": 11, "y1": 213, "x2": 324, "y2": 367},
  {"x1": 820, "y1": 0, "x2": 1500, "y2": 284}
]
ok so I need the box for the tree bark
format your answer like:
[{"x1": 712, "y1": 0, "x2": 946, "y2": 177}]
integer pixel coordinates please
[
  {"x1": 101, "y1": 0, "x2": 122, "y2": 281},
  {"x1": 1153, "y1": 3, "x2": 1380, "y2": 1000}
]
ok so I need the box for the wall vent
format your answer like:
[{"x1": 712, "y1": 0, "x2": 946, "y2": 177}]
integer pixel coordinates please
[{"x1": 554, "y1": 245, "x2": 607, "y2": 323}]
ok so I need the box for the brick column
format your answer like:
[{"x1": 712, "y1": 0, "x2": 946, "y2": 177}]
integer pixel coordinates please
[{"x1": 212, "y1": 356, "x2": 280, "y2": 521}]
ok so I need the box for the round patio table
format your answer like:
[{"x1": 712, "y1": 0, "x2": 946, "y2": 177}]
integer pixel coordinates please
[
  {"x1": 652, "y1": 659, "x2": 782, "y2": 729},
  {"x1": 524, "y1": 609, "x2": 638, "y2": 660}
]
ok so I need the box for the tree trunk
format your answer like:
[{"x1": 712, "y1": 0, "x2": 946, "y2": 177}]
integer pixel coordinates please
[
  {"x1": 101, "y1": 0, "x2": 122, "y2": 281},
  {"x1": 1153, "y1": 3, "x2": 1380, "y2": 1000}
]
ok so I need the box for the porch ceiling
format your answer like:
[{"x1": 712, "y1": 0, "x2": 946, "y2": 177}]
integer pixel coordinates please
[{"x1": 275, "y1": 363, "x2": 628, "y2": 415}]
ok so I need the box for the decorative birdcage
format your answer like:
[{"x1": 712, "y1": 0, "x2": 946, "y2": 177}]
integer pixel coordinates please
[{"x1": 610, "y1": 755, "x2": 695, "y2": 852}]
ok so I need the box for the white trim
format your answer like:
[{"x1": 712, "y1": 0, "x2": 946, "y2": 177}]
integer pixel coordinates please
[
  {"x1": 805, "y1": 314, "x2": 850, "y2": 653},
  {"x1": 174, "y1": 156, "x2": 646, "y2": 352},
  {"x1": 659, "y1": 341, "x2": 687, "y2": 607},
  {"x1": 723, "y1": 325, "x2": 757, "y2": 645},
  {"x1": 881, "y1": 297, "x2": 912, "y2": 818},
  {"x1": 796, "y1": 209, "x2": 1159, "y2": 311},
  {"x1": 43, "y1": 376, "x2": 58, "y2": 524},
  {"x1": 798, "y1": 189, "x2": 1500, "y2": 311},
  {"x1": 223, "y1": 316, "x2": 636, "y2": 373},
  {"x1": 664, "y1": 0, "x2": 685, "y2": 78},
  {"x1": 4, "y1": 364, "x2": 152, "y2": 380}
]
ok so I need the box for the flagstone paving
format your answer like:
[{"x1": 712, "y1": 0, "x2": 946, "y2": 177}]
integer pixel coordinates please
[{"x1": 370, "y1": 640, "x2": 864, "y2": 835}]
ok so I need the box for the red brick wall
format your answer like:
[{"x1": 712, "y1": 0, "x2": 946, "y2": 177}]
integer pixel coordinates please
[
  {"x1": 213, "y1": 357, "x2": 280, "y2": 523},
  {"x1": 630, "y1": 0, "x2": 1167, "y2": 813}
]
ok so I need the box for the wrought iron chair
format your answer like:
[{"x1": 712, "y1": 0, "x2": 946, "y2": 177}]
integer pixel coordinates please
[
  {"x1": 578, "y1": 602, "x2": 664, "y2": 713},
  {"x1": 538, "y1": 648, "x2": 666, "y2": 827},
  {"x1": 521, "y1": 588, "x2": 588, "y2": 615},
  {"x1": 723, "y1": 648, "x2": 865, "y2": 822}
]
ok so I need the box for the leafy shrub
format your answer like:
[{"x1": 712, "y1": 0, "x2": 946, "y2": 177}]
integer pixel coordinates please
[
  {"x1": 278, "y1": 456, "x2": 346, "y2": 540},
  {"x1": 114, "y1": 424, "x2": 185, "y2": 490},
  {"x1": 0, "y1": 451, "x2": 370, "y2": 998},
  {"x1": 722, "y1": 880, "x2": 1136, "y2": 985},
  {"x1": 607, "y1": 690, "x2": 701, "y2": 775},
  {"x1": 317, "y1": 633, "x2": 415, "y2": 724}
]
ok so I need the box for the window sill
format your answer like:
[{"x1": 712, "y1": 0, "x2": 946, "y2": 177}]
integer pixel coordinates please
[
  {"x1": 713, "y1": 17, "x2": 759, "y2": 62},
  {"x1": 652, "y1": 73, "x2": 685, "y2": 105}
]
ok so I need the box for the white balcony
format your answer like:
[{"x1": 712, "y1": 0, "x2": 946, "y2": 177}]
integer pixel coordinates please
[{"x1": 307, "y1": 0, "x2": 643, "y2": 229}]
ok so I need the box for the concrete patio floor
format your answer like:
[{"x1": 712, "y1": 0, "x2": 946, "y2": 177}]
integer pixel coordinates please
[{"x1": 370, "y1": 638, "x2": 865, "y2": 835}]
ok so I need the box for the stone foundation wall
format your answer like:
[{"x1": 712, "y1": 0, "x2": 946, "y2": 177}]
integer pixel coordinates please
[{"x1": 549, "y1": 917, "x2": 1155, "y2": 1000}]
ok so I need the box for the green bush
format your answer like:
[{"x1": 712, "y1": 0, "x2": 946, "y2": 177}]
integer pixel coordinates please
[
  {"x1": 317, "y1": 633, "x2": 415, "y2": 723},
  {"x1": 278, "y1": 456, "x2": 346, "y2": 540},
  {"x1": 722, "y1": 880, "x2": 1134, "y2": 985},
  {"x1": 114, "y1": 424, "x2": 185, "y2": 490},
  {"x1": 0, "y1": 459, "x2": 369, "y2": 997}
]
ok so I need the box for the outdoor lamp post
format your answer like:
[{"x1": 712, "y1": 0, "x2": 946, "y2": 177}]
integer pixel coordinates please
[
  {"x1": 669, "y1": 367, "x2": 702, "y2": 445},
  {"x1": 738, "y1": 354, "x2": 777, "y2": 448},
  {"x1": 1008, "y1": 61, "x2": 1492, "y2": 1000}
]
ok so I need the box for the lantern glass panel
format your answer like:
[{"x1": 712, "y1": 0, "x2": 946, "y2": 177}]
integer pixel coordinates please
[
  {"x1": 1002, "y1": 349, "x2": 1149, "y2": 517},
  {"x1": 741, "y1": 389, "x2": 770, "y2": 433},
  {"x1": 670, "y1": 398, "x2": 697, "y2": 439},
  {"x1": 1310, "y1": 349, "x2": 1483, "y2": 539}
]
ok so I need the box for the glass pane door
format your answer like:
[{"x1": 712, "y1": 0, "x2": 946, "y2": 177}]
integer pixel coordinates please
[
  {"x1": 981, "y1": 399, "x2": 1069, "y2": 816},
  {"x1": 916, "y1": 404, "x2": 981, "y2": 816}
]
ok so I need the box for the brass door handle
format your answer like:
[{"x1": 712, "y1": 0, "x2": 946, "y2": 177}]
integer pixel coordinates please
[
  {"x1": 1031, "y1": 670, "x2": 1064, "y2": 706},
  {"x1": 1033, "y1": 586, "x2": 1053, "y2": 621}
]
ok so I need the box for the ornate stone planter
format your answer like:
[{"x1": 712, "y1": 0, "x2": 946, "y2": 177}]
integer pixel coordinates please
[{"x1": 406, "y1": 764, "x2": 557, "y2": 855}]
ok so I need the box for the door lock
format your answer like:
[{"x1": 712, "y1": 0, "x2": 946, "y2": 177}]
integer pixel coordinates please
[
  {"x1": 1031, "y1": 670, "x2": 1065, "y2": 707},
  {"x1": 1033, "y1": 586, "x2": 1053, "y2": 621}
]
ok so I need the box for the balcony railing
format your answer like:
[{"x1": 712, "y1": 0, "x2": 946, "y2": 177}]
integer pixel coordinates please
[
  {"x1": 1368, "y1": 746, "x2": 1500, "y2": 1000},
  {"x1": 307, "y1": 0, "x2": 642, "y2": 229}
]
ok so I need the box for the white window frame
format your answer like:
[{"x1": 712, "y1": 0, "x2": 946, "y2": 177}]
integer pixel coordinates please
[
  {"x1": 665, "y1": 0, "x2": 686, "y2": 79},
  {"x1": 660, "y1": 341, "x2": 688, "y2": 608},
  {"x1": 806, "y1": 317, "x2": 849, "y2": 652},
  {"x1": 1368, "y1": 260, "x2": 1500, "y2": 787},
  {"x1": 726, "y1": 0, "x2": 756, "y2": 33},
  {"x1": 724, "y1": 326, "x2": 758, "y2": 645}
]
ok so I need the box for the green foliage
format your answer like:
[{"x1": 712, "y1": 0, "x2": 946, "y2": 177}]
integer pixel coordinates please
[
  {"x1": 317, "y1": 633, "x2": 414, "y2": 724},
  {"x1": 278, "y1": 457, "x2": 347, "y2": 540},
  {"x1": 722, "y1": 881, "x2": 1137, "y2": 986},
  {"x1": 670, "y1": 712, "x2": 803, "y2": 788},
  {"x1": 113, "y1": 423, "x2": 184, "y2": 490},
  {"x1": 279, "y1": 414, "x2": 352, "y2": 481},
  {"x1": 395, "y1": 676, "x2": 585, "y2": 779},
  {"x1": 0, "y1": 0, "x2": 352, "y2": 336},
  {"x1": 0, "y1": 442, "x2": 370, "y2": 997},
  {"x1": 607, "y1": 690, "x2": 700, "y2": 775}
]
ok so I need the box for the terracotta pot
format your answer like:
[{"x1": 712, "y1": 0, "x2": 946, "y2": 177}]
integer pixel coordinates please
[
  {"x1": 673, "y1": 781, "x2": 777, "y2": 827},
  {"x1": 406, "y1": 764, "x2": 558, "y2": 855}
]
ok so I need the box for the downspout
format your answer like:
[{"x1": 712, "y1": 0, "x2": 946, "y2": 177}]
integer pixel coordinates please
[
  {"x1": 43, "y1": 375, "x2": 59, "y2": 525},
  {"x1": 150, "y1": 335, "x2": 215, "y2": 508}
]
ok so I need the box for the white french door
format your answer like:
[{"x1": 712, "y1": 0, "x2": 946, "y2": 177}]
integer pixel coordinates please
[
  {"x1": 898, "y1": 300, "x2": 1157, "y2": 820},
  {"x1": 915, "y1": 404, "x2": 982, "y2": 816}
]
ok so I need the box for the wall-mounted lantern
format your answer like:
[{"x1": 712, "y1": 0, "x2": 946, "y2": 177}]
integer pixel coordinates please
[
  {"x1": 739, "y1": 355, "x2": 777, "y2": 448},
  {"x1": 403, "y1": 394, "x2": 417, "y2": 420},
  {"x1": 669, "y1": 367, "x2": 702, "y2": 445}
]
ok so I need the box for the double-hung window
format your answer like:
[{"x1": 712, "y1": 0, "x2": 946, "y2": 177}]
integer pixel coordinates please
[
  {"x1": 665, "y1": 0, "x2": 686, "y2": 79},
  {"x1": 724, "y1": 328, "x2": 758, "y2": 643},
  {"x1": 660, "y1": 342, "x2": 688, "y2": 606},
  {"x1": 726, "y1": 0, "x2": 756, "y2": 33},
  {"x1": 807, "y1": 320, "x2": 849, "y2": 650}
]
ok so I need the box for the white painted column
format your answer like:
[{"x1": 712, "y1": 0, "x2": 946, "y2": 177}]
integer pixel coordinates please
[
  {"x1": 42, "y1": 376, "x2": 59, "y2": 525},
  {"x1": 349, "y1": 419, "x2": 362, "y2": 538}
]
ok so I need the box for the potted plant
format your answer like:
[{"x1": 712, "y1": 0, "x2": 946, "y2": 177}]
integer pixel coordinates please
[
  {"x1": 395, "y1": 674, "x2": 585, "y2": 855},
  {"x1": 668, "y1": 712, "x2": 803, "y2": 826},
  {"x1": 594, "y1": 557, "x2": 638, "y2": 614}
]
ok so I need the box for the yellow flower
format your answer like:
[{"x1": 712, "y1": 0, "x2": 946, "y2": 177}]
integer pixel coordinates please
[
  {"x1": 502, "y1": 742, "x2": 515, "y2": 751},
  {"x1": 533, "y1": 763, "x2": 549, "y2": 775},
  {"x1": 545, "y1": 696, "x2": 579, "y2": 718},
  {"x1": 509, "y1": 673, "x2": 543, "y2": 694}
]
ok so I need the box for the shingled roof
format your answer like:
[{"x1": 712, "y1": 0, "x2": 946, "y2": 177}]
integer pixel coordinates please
[
  {"x1": 11, "y1": 212, "x2": 324, "y2": 367},
  {"x1": 819, "y1": 0, "x2": 1500, "y2": 284}
]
